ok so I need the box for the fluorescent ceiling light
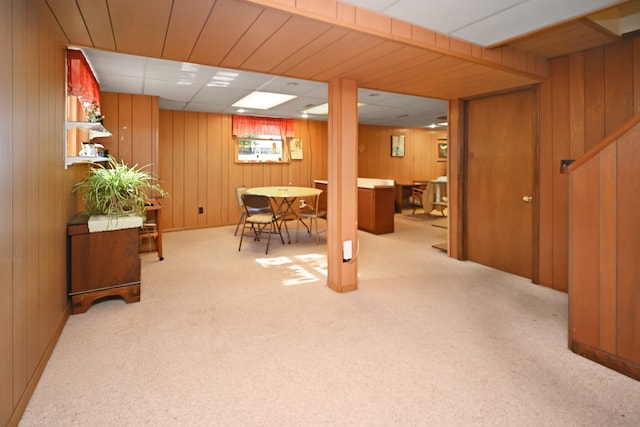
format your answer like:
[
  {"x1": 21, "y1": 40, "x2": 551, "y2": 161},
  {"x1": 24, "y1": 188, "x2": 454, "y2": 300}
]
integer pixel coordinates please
[
  {"x1": 303, "y1": 102, "x2": 364, "y2": 115},
  {"x1": 303, "y1": 103, "x2": 329, "y2": 114},
  {"x1": 232, "y1": 91, "x2": 297, "y2": 110}
]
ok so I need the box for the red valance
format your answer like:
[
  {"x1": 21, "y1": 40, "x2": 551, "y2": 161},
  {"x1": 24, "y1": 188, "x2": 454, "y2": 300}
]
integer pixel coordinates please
[
  {"x1": 232, "y1": 115, "x2": 295, "y2": 138},
  {"x1": 67, "y1": 48, "x2": 101, "y2": 111}
]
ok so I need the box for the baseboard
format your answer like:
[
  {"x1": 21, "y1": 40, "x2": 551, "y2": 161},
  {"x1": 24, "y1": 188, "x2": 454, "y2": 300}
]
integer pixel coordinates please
[
  {"x1": 8, "y1": 305, "x2": 71, "y2": 427},
  {"x1": 570, "y1": 340, "x2": 640, "y2": 382}
]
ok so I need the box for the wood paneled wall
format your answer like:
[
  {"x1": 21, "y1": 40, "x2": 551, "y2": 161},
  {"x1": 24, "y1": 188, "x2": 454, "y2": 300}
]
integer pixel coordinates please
[
  {"x1": 157, "y1": 111, "x2": 445, "y2": 231},
  {"x1": 99, "y1": 92, "x2": 159, "y2": 178},
  {"x1": 1, "y1": 0, "x2": 81, "y2": 425},
  {"x1": 358, "y1": 125, "x2": 447, "y2": 184},
  {"x1": 157, "y1": 112, "x2": 329, "y2": 231},
  {"x1": 538, "y1": 36, "x2": 640, "y2": 292},
  {"x1": 568, "y1": 120, "x2": 640, "y2": 380}
]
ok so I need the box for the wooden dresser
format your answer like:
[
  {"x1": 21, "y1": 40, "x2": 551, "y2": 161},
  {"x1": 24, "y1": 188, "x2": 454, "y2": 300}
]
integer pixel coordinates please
[{"x1": 67, "y1": 214, "x2": 141, "y2": 314}]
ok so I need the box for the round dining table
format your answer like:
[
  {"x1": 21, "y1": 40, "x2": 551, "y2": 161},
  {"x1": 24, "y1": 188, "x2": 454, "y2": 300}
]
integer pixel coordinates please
[{"x1": 246, "y1": 186, "x2": 322, "y2": 243}]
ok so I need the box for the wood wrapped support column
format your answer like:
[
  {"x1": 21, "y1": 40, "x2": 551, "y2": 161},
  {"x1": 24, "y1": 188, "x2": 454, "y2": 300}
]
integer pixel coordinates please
[{"x1": 326, "y1": 78, "x2": 358, "y2": 293}]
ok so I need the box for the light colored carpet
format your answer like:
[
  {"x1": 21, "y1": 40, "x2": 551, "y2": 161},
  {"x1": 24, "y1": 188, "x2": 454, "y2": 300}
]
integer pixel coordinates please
[{"x1": 19, "y1": 215, "x2": 640, "y2": 426}]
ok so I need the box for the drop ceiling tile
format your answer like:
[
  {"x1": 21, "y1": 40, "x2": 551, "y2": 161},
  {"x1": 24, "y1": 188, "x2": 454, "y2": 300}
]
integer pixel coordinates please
[
  {"x1": 83, "y1": 49, "x2": 146, "y2": 79},
  {"x1": 384, "y1": 0, "x2": 521, "y2": 34},
  {"x1": 143, "y1": 79, "x2": 203, "y2": 102},
  {"x1": 342, "y1": 0, "x2": 621, "y2": 46},
  {"x1": 98, "y1": 75, "x2": 144, "y2": 93},
  {"x1": 143, "y1": 57, "x2": 217, "y2": 84},
  {"x1": 189, "y1": 86, "x2": 254, "y2": 105},
  {"x1": 452, "y1": 0, "x2": 623, "y2": 46},
  {"x1": 268, "y1": 95, "x2": 327, "y2": 115},
  {"x1": 159, "y1": 100, "x2": 188, "y2": 110},
  {"x1": 258, "y1": 76, "x2": 327, "y2": 96},
  {"x1": 183, "y1": 102, "x2": 228, "y2": 113}
]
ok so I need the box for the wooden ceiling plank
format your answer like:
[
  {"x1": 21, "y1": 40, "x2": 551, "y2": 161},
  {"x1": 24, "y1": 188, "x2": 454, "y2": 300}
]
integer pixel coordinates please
[
  {"x1": 50, "y1": 0, "x2": 623, "y2": 103},
  {"x1": 189, "y1": 0, "x2": 263, "y2": 66},
  {"x1": 311, "y1": 40, "x2": 411, "y2": 81},
  {"x1": 242, "y1": 16, "x2": 332, "y2": 73},
  {"x1": 436, "y1": 69, "x2": 536, "y2": 99},
  {"x1": 509, "y1": 19, "x2": 620, "y2": 58},
  {"x1": 162, "y1": 0, "x2": 217, "y2": 62},
  {"x1": 220, "y1": 8, "x2": 291, "y2": 70},
  {"x1": 285, "y1": 31, "x2": 386, "y2": 79},
  {"x1": 77, "y1": 0, "x2": 115, "y2": 51},
  {"x1": 45, "y1": 0, "x2": 92, "y2": 46},
  {"x1": 269, "y1": 26, "x2": 349, "y2": 76},
  {"x1": 108, "y1": 0, "x2": 173, "y2": 57},
  {"x1": 379, "y1": 59, "x2": 474, "y2": 95},
  {"x1": 358, "y1": 46, "x2": 441, "y2": 85},
  {"x1": 361, "y1": 52, "x2": 453, "y2": 90},
  {"x1": 342, "y1": 45, "x2": 437, "y2": 82}
]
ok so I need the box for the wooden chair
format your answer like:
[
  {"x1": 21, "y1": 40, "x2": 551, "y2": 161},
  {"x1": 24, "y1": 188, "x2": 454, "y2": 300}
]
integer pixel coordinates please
[
  {"x1": 408, "y1": 184, "x2": 427, "y2": 214},
  {"x1": 139, "y1": 202, "x2": 163, "y2": 260}
]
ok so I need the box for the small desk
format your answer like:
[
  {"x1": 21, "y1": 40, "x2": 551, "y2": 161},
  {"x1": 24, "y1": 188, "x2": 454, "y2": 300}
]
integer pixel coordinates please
[
  {"x1": 246, "y1": 186, "x2": 322, "y2": 243},
  {"x1": 428, "y1": 178, "x2": 448, "y2": 215}
]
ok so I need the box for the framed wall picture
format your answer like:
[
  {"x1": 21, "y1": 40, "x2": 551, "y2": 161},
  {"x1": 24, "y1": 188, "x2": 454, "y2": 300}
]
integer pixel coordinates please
[
  {"x1": 290, "y1": 137, "x2": 303, "y2": 159},
  {"x1": 391, "y1": 135, "x2": 405, "y2": 157},
  {"x1": 437, "y1": 140, "x2": 448, "y2": 161}
]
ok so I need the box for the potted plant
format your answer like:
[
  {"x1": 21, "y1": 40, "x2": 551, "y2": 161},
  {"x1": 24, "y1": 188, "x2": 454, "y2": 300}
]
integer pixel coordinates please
[
  {"x1": 84, "y1": 101, "x2": 105, "y2": 123},
  {"x1": 72, "y1": 156, "x2": 166, "y2": 219}
]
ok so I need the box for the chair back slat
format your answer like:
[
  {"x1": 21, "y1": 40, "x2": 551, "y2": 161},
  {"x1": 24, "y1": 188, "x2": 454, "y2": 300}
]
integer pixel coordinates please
[{"x1": 242, "y1": 193, "x2": 272, "y2": 213}]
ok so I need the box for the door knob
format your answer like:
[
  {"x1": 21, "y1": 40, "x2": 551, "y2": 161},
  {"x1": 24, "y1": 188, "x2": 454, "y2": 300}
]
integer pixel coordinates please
[{"x1": 522, "y1": 195, "x2": 533, "y2": 202}]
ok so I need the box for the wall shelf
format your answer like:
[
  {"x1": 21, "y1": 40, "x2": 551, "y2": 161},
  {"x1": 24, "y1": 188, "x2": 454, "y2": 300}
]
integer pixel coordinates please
[
  {"x1": 66, "y1": 119, "x2": 112, "y2": 168},
  {"x1": 66, "y1": 121, "x2": 112, "y2": 138},
  {"x1": 65, "y1": 156, "x2": 110, "y2": 167}
]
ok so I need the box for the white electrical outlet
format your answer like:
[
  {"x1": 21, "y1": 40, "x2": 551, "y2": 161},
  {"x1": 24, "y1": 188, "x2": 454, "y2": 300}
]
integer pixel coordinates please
[{"x1": 343, "y1": 240, "x2": 353, "y2": 261}]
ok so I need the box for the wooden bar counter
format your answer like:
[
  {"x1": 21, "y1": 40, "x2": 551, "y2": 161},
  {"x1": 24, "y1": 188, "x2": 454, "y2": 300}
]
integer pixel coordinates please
[{"x1": 315, "y1": 178, "x2": 395, "y2": 235}]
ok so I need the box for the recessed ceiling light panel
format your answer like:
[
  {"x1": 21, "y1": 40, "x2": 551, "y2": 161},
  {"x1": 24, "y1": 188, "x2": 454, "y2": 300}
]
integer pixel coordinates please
[
  {"x1": 232, "y1": 91, "x2": 297, "y2": 110},
  {"x1": 303, "y1": 102, "x2": 365, "y2": 115}
]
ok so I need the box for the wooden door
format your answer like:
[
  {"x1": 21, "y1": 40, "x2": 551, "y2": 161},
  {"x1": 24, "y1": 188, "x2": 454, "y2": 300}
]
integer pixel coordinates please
[{"x1": 464, "y1": 89, "x2": 536, "y2": 278}]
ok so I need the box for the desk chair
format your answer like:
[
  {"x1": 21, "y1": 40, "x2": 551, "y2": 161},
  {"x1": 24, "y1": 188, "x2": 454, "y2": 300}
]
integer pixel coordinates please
[{"x1": 238, "y1": 193, "x2": 287, "y2": 254}]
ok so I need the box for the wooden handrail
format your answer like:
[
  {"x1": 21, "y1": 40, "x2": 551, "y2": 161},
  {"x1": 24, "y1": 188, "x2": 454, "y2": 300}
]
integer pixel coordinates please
[{"x1": 561, "y1": 113, "x2": 640, "y2": 174}]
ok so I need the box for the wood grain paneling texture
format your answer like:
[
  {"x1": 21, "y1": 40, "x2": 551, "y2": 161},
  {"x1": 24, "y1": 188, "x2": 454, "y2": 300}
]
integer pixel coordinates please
[
  {"x1": 158, "y1": 112, "x2": 329, "y2": 231},
  {"x1": 357, "y1": 126, "x2": 447, "y2": 184},
  {"x1": 2, "y1": 0, "x2": 80, "y2": 425},
  {"x1": 1, "y1": 1, "x2": 635, "y2": 424},
  {"x1": 567, "y1": 122, "x2": 640, "y2": 380},
  {"x1": 45, "y1": 0, "x2": 548, "y2": 102},
  {"x1": 506, "y1": 18, "x2": 619, "y2": 59},
  {"x1": 1, "y1": 2, "x2": 12, "y2": 423},
  {"x1": 99, "y1": 92, "x2": 159, "y2": 178},
  {"x1": 464, "y1": 89, "x2": 535, "y2": 279},
  {"x1": 539, "y1": 37, "x2": 640, "y2": 292},
  {"x1": 617, "y1": 126, "x2": 640, "y2": 365},
  {"x1": 157, "y1": 111, "x2": 444, "y2": 232}
]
